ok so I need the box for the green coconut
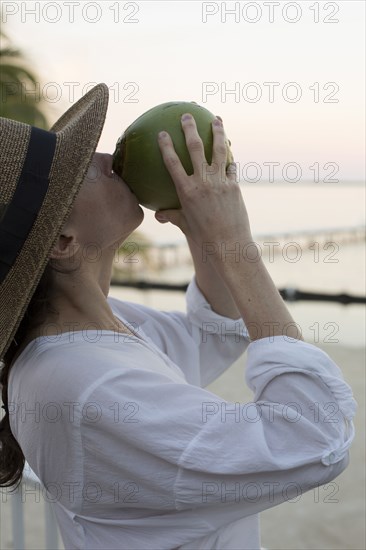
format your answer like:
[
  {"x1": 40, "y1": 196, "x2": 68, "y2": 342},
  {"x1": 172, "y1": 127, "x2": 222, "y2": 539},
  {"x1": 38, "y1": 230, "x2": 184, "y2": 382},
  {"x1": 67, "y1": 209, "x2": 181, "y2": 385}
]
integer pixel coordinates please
[{"x1": 112, "y1": 101, "x2": 233, "y2": 211}]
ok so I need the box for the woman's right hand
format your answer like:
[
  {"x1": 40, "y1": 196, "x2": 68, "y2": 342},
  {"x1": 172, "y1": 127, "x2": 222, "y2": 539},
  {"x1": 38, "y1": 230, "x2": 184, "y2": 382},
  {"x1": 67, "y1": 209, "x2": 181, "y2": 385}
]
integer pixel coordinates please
[{"x1": 155, "y1": 114, "x2": 253, "y2": 253}]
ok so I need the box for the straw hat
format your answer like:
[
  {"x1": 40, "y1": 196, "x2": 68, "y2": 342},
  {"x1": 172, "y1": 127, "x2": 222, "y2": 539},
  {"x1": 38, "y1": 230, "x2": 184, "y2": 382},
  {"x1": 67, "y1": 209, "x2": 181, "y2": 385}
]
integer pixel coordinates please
[{"x1": 0, "y1": 83, "x2": 109, "y2": 361}]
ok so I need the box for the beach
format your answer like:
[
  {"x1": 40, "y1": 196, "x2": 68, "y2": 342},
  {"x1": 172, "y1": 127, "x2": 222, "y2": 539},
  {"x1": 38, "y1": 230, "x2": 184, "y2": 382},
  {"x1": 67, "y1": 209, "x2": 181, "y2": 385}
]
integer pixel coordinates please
[{"x1": 0, "y1": 341, "x2": 364, "y2": 550}]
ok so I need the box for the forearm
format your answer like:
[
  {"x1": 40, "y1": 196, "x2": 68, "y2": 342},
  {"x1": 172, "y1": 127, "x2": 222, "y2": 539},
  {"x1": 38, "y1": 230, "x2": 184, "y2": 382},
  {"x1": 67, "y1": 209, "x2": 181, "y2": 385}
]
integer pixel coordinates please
[
  {"x1": 210, "y1": 237, "x2": 303, "y2": 342},
  {"x1": 186, "y1": 235, "x2": 241, "y2": 319}
]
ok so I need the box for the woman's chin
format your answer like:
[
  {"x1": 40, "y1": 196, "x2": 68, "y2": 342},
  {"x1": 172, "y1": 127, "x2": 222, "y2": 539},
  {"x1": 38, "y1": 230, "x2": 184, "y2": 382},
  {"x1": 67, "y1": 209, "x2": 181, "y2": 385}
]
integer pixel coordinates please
[
  {"x1": 132, "y1": 204, "x2": 145, "y2": 230},
  {"x1": 137, "y1": 204, "x2": 145, "y2": 222}
]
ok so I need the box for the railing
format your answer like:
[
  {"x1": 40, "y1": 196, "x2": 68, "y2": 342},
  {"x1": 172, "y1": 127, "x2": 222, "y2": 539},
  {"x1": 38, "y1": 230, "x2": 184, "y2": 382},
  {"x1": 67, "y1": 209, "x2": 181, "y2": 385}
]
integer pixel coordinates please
[
  {"x1": 110, "y1": 279, "x2": 366, "y2": 305},
  {"x1": 1, "y1": 463, "x2": 61, "y2": 550}
]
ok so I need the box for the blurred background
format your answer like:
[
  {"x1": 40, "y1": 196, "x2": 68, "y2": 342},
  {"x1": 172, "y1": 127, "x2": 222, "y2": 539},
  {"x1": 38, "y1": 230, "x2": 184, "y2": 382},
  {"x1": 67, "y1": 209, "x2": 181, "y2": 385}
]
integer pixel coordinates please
[{"x1": 0, "y1": 1, "x2": 365, "y2": 548}]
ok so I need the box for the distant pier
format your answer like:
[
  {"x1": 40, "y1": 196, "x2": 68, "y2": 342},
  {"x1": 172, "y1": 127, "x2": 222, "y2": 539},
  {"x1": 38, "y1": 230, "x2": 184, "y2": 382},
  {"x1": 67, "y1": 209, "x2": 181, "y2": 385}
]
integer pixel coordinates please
[
  {"x1": 255, "y1": 225, "x2": 366, "y2": 249},
  {"x1": 114, "y1": 225, "x2": 365, "y2": 273}
]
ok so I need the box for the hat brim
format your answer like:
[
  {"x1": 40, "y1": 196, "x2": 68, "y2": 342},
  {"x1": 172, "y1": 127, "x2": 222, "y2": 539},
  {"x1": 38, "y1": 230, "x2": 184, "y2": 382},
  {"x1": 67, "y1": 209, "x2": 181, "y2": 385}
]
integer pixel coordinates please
[{"x1": 0, "y1": 84, "x2": 109, "y2": 359}]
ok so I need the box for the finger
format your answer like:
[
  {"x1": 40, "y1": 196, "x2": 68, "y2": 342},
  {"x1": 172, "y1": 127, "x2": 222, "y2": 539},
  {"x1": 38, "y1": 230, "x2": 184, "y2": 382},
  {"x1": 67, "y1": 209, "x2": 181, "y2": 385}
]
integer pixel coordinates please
[
  {"x1": 158, "y1": 131, "x2": 188, "y2": 189},
  {"x1": 180, "y1": 114, "x2": 207, "y2": 175},
  {"x1": 226, "y1": 162, "x2": 239, "y2": 184},
  {"x1": 211, "y1": 117, "x2": 228, "y2": 171}
]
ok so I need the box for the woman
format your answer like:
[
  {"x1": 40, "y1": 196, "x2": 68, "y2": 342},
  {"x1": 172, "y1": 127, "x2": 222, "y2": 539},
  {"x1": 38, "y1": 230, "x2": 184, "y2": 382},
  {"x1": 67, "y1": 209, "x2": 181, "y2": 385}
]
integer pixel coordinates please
[{"x1": 0, "y1": 83, "x2": 356, "y2": 549}]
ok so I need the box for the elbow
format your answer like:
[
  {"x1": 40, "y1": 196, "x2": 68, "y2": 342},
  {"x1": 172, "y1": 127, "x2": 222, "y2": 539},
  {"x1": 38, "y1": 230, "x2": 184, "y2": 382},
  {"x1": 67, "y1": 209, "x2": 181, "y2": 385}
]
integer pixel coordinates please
[{"x1": 293, "y1": 452, "x2": 351, "y2": 504}]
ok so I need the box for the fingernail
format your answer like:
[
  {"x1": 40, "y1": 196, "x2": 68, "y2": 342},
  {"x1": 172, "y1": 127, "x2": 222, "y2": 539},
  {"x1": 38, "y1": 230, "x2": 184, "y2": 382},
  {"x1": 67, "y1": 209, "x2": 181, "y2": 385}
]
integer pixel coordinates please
[
  {"x1": 159, "y1": 131, "x2": 167, "y2": 139},
  {"x1": 181, "y1": 113, "x2": 192, "y2": 121},
  {"x1": 213, "y1": 118, "x2": 223, "y2": 126}
]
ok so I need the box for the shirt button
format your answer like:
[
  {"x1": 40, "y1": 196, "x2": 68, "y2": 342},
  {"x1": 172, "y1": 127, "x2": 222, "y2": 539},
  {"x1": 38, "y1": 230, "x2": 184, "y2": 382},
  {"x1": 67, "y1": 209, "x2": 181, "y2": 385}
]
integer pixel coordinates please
[{"x1": 322, "y1": 451, "x2": 338, "y2": 465}]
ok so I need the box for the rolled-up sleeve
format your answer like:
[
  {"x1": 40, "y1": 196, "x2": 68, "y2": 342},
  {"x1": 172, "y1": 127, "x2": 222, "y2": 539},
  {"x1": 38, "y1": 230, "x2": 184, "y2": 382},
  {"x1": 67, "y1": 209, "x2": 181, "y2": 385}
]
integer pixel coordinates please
[
  {"x1": 174, "y1": 336, "x2": 356, "y2": 514},
  {"x1": 245, "y1": 336, "x2": 356, "y2": 467},
  {"x1": 79, "y1": 334, "x2": 356, "y2": 521}
]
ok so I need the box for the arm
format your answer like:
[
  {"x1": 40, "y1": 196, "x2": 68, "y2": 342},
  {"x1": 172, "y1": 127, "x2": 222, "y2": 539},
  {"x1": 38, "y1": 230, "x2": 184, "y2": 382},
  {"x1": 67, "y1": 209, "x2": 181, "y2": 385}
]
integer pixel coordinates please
[
  {"x1": 156, "y1": 197, "x2": 241, "y2": 319},
  {"x1": 185, "y1": 234, "x2": 241, "y2": 319},
  {"x1": 81, "y1": 338, "x2": 355, "y2": 515},
  {"x1": 156, "y1": 116, "x2": 302, "y2": 342}
]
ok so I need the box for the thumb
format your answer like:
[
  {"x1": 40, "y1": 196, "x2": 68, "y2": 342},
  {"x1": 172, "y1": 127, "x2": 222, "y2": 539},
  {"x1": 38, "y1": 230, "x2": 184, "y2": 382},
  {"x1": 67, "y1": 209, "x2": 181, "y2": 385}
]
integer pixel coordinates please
[
  {"x1": 155, "y1": 209, "x2": 187, "y2": 231},
  {"x1": 155, "y1": 212, "x2": 169, "y2": 224},
  {"x1": 155, "y1": 209, "x2": 179, "y2": 225}
]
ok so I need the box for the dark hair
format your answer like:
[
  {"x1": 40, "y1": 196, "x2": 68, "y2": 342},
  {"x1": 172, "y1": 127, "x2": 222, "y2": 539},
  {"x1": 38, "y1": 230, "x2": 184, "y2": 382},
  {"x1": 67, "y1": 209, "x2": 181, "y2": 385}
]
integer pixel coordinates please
[{"x1": 0, "y1": 262, "x2": 66, "y2": 489}]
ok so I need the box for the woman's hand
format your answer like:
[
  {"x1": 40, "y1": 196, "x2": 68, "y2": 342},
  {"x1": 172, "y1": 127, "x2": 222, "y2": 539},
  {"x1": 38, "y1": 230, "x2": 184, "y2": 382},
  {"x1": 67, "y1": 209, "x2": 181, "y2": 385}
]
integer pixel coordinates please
[
  {"x1": 156, "y1": 114, "x2": 303, "y2": 341},
  {"x1": 155, "y1": 114, "x2": 253, "y2": 252}
]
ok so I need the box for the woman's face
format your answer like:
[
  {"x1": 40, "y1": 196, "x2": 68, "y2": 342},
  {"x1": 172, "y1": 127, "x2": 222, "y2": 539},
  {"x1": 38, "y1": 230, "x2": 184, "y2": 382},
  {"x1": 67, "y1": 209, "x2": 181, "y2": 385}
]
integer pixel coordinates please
[{"x1": 66, "y1": 152, "x2": 144, "y2": 251}]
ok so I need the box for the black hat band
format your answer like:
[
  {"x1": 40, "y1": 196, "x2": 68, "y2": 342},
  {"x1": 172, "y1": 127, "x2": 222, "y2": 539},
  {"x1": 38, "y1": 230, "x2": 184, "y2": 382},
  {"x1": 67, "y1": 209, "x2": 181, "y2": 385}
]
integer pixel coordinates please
[{"x1": 0, "y1": 127, "x2": 57, "y2": 283}]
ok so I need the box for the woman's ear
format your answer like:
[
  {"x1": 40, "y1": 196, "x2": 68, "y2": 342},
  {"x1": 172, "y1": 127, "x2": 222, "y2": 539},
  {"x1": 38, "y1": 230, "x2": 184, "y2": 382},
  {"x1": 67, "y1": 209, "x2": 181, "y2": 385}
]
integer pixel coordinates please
[{"x1": 50, "y1": 233, "x2": 80, "y2": 261}]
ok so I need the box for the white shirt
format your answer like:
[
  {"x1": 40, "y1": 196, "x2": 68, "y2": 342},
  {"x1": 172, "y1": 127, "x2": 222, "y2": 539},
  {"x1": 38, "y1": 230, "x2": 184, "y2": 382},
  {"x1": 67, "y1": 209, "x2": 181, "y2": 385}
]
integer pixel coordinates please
[{"x1": 8, "y1": 277, "x2": 356, "y2": 550}]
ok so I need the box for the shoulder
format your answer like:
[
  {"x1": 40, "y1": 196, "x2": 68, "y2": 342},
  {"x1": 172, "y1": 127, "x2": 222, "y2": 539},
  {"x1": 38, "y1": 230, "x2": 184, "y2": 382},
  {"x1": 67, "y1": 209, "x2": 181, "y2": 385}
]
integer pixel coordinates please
[{"x1": 11, "y1": 333, "x2": 142, "y2": 389}]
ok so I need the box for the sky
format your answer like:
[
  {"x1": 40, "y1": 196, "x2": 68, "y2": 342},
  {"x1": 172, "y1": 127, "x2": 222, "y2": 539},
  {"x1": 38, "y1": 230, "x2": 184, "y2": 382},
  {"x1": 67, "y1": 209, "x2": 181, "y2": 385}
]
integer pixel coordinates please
[{"x1": 2, "y1": 0, "x2": 365, "y2": 184}]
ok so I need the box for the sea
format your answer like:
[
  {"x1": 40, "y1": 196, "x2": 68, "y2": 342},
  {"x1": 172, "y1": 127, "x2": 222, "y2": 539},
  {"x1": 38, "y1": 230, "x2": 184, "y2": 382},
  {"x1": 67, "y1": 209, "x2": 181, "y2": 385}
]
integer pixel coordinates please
[{"x1": 109, "y1": 183, "x2": 366, "y2": 348}]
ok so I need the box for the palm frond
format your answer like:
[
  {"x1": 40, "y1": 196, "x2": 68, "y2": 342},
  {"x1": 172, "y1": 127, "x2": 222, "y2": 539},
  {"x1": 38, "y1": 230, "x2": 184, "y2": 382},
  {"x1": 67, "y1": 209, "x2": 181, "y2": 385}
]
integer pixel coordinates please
[
  {"x1": 0, "y1": 23, "x2": 49, "y2": 128},
  {"x1": 0, "y1": 64, "x2": 39, "y2": 84},
  {"x1": 0, "y1": 47, "x2": 21, "y2": 58}
]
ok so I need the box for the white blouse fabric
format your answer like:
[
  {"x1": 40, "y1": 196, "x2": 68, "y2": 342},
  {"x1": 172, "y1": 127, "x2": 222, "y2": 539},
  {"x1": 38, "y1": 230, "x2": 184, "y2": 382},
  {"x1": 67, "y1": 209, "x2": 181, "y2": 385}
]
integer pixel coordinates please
[{"x1": 8, "y1": 276, "x2": 356, "y2": 550}]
